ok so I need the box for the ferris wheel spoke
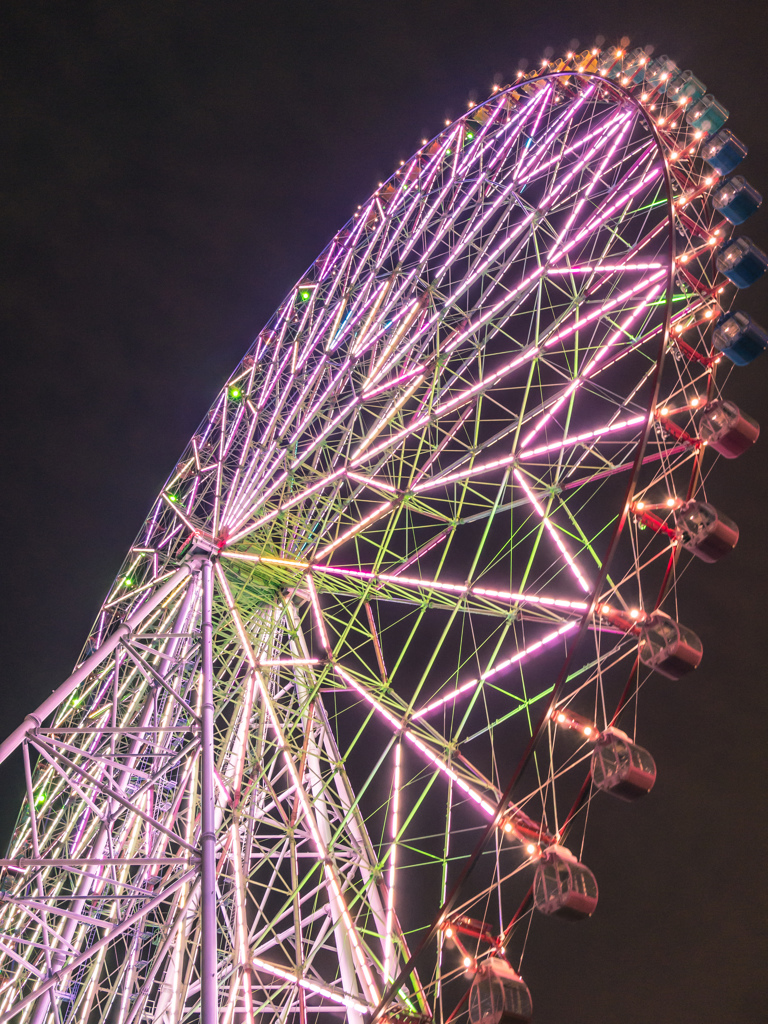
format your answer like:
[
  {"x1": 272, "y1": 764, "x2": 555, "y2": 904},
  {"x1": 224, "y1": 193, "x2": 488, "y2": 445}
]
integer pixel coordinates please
[
  {"x1": 411, "y1": 620, "x2": 580, "y2": 721},
  {"x1": 331, "y1": 664, "x2": 499, "y2": 817},
  {"x1": 511, "y1": 469, "x2": 592, "y2": 593},
  {"x1": 308, "y1": 563, "x2": 588, "y2": 619}
]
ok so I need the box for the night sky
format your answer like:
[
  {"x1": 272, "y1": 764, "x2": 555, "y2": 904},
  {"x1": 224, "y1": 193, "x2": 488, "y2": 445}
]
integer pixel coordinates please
[{"x1": 2, "y1": 3, "x2": 768, "y2": 1022}]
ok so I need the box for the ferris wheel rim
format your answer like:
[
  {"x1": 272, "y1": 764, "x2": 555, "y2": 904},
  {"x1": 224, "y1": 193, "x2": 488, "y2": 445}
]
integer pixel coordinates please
[{"x1": 0, "y1": 47, "x2": 756, "y2": 1024}]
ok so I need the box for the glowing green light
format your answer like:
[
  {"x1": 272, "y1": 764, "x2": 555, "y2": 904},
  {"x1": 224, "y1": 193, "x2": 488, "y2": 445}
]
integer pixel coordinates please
[
  {"x1": 36, "y1": 793, "x2": 46, "y2": 805},
  {"x1": 299, "y1": 289, "x2": 311, "y2": 302},
  {"x1": 168, "y1": 494, "x2": 178, "y2": 503},
  {"x1": 228, "y1": 386, "x2": 242, "y2": 400},
  {"x1": 123, "y1": 577, "x2": 134, "y2": 587},
  {"x1": 466, "y1": 131, "x2": 474, "y2": 140}
]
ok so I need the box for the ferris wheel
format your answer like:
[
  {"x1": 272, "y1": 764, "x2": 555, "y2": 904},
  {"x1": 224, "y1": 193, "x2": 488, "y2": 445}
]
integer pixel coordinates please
[{"x1": 0, "y1": 43, "x2": 764, "y2": 1024}]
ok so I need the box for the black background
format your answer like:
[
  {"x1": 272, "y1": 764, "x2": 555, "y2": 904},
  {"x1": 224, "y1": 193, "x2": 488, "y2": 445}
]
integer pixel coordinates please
[{"x1": 2, "y1": 3, "x2": 767, "y2": 1022}]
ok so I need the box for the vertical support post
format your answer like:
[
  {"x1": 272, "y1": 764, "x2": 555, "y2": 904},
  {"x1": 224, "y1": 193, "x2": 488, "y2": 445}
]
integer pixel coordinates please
[{"x1": 200, "y1": 559, "x2": 218, "y2": 1024}]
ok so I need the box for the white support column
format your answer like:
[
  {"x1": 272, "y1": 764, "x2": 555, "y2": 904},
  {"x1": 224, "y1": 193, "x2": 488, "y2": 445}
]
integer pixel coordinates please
[
  {"x1": 26, "y1": 572, "x2": 202, "y2": 1024},
  {"x1": 200, "y1": 559, "x2": 218, "y2": 1024}
]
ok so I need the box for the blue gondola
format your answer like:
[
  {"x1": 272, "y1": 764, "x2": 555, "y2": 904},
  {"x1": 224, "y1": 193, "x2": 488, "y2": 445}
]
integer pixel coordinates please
[
  {"x1": 711, "y1": 175, "x2": 763, "y2": 225},
  {"x1": 712, "y1": 310, "x2": 768, "y2": 365},
  {"x1": 701, "y1": 128, "x2": 748, "y2": 175},
  {"x1": 645, "y1": 55, "x2": 677, "y2": 92},
  {"x1": 622, "y1": 47, "x2": 649, "y2": 85},
  {"x1": 668, "y1": 70, "x2": 707, "y2": 103},
  {"x1": 716, "y1": 236, "x2": 768, "y2": 288},
  {"x1": 686, "y1": 94, "x2": 729, "y2": 135}
]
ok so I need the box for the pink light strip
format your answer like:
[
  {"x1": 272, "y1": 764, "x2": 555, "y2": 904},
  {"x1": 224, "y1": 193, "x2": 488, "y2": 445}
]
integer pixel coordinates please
[
  {"x1": 405, "y1": 182, "x2": 663, "y2": 425},
  {"x1": 553, "y1": 161, "x2": 663, "y2": 260},
  {"x1": 546, "y1": 261, "x2": 664, "y2": 273},
  {"x1": 361, "y1": 363, "x2": 427, "y2": 402},
  {"x1": 258, "y1": 658, "x2": 321, "y2": 667},
  {"x1": 518, "y1": 413, "x2": 646, "y2": 459},
  {"x1": 313, "y1": 500, "x2": 395, "y2": 561},
  {"x1": 533, "y1": 267, "x2": 665, "y2": 360},
  {"x1": 348, "y1": 348, "x2": 536, "y2": 470},
  {"x1": 410, "y1": 404, "x2": 475, "y2": 487},
  {"x1": 352, "y1": 375, "x2": 426, "y2": 463},
  {"x1": 513, "y1": 469, "x2": 591, "y2": 593},
  {"x1": 286, "y1": 120, "x2": 606, "y2": 468},
  {"x1": 232, "y1": 827, "x2": 254, "y2": 1021},
  {"x1": 509, "y1": 81, "x2": 560, "y2": 179},
  {"x1": 548, "y1": 107, "x2": 636, "y2": 260},
  {"x1": 389, "y1": 526, "x2": 452, "y2": 576},
  {"x1": 333, "y1": 664, "x2": 497, "y2": 818},
  {"x1": 225, "y1": 99, "x2": 667, "y2": 547},
  {"x1": 387, "y1": 87, "x2": 556, "y2": 329},
  {"x1": 226, "y1": 467, "x2": 347, "y2": 546},
  {"x1": 345, "y1": 471, "x2": 400, "y2": 495},
  {"x1": 311, "y1": 563, "x2": 588, "y2": 613},
  {"x1": 561, "y1": 442, "x2": 689, "y2": 491},
  {"x1": 411, "y1": 412, "x2": 646, "y2": 494},
  {"x1": 413, "y1": 621, "x2": 579, "y2": 719},
  {"x1": 249, "y1": 955, "x2": 371, "y2": 1013},
  {"x1": 432, "y1": 103, "x2": 631, "y2": 318},
  {"x1": 396, "y1": 94, "x2": 547, "y2": 288},
  {"x1": 383, "y1": 741, "x2": 401, "y2": 983},
  {"x1": 305, "y1": 574, "x2": 332, "y2": 656}
]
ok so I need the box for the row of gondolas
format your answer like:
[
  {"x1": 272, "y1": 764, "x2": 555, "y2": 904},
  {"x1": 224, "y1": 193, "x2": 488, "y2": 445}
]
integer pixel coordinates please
[{"x1": 464, "y1": 50, "x2": 765, "y2": 1024}]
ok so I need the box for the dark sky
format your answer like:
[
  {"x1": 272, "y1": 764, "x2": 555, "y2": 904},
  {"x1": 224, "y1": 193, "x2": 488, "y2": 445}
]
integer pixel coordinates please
[{"x1": 2, "y1": 2, "x2": 768, "y2": 1022}]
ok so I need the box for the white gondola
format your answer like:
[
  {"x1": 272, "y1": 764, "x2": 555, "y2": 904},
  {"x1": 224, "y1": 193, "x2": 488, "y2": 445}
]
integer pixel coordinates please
[
  {"x1": 674, "y1": 500, "x2": 739, "y2": 562},
  {"x1": 639, "y1": 612, "x2": 703, "y2": 679},
  {"x1": 468, "y1": 959, "x2": 533, "y2": 1024},
  {"x1": 592, "y1": 727, "x2": 657, "y2": 800},
  {"x1": 533, "y1": 845, "x2": 598, "y2": 920}
]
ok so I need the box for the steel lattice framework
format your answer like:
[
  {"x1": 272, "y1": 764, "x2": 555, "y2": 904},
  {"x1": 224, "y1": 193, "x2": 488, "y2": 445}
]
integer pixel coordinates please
[{"x1": 0, "y1": 48, "x2": 757, "y2": 1024}]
